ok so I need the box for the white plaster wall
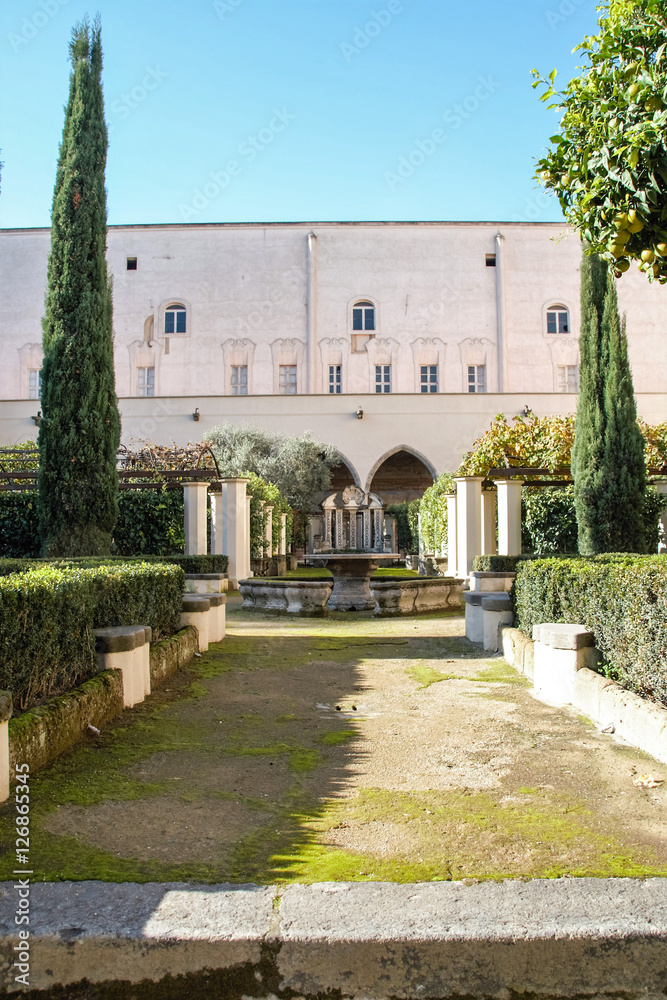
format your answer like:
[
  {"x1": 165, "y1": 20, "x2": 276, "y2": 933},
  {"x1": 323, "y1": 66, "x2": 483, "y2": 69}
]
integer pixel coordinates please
[{"x1": 3, "y1": 392, "x2": 665, "y2": 492}]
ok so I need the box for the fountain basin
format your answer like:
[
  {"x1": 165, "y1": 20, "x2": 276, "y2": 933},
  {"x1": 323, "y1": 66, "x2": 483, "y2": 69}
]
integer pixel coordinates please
[
  {"x1": 307, "y1": 553, "x2": 399, "y2": 612},
  {"x1": 239, "y1": 578, "x2": 332, "y2": 616},
  {"x1": 371, "y1": 576, "x2": 465, "y2": 616}
]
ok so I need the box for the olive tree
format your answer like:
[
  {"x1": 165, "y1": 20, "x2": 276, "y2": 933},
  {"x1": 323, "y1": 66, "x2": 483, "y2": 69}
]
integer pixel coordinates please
[{"x1": 533, "y1": 0, "x2": 667, "y2": 282}]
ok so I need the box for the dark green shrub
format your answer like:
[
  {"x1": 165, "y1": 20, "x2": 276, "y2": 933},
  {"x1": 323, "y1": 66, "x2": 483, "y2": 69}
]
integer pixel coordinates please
[
  {"x1": 513, "y1": 555, "x2": 667, "y2": 704},
  {"x1": 113, "y1": 488, "x2": 185, "y2": 556},
  {"x1": 386, "y1": 500, "x2": 420, "y2": 553},
  {"x1": 0, "y1": 561, "x2": 184, "y2": 709},
  {"x1": 0, "y1": 554, "x2": 228, "y2": 577},
  {"x1": 522, "y1": 486, "x2": 578, "y2": 555},
  {"x1": 472, "y1": 555, "x2": 535, "y2": 573},
  {"x1": 0, "y1": 494, "x2": 40, "y2": 559}
]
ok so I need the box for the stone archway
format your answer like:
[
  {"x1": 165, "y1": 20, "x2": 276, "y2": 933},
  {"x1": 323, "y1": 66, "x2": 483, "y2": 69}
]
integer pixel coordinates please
[
  {"x1": 329, "y1": 455, "x2": 360, "y2": 491},
  {"x1": 367, "y1": 448, "x2": 435, "y2": 504}
]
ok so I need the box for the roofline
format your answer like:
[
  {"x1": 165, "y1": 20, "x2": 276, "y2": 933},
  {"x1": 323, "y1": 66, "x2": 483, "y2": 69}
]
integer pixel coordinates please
[{"x1": 0, "y1": 219, "x2": 571, "y2": 235}]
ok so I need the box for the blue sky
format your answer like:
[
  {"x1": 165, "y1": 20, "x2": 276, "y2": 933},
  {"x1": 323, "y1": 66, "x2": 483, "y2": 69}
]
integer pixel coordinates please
[{"x1": 0, "y1": 0, "x2": 599, "y2": 228}]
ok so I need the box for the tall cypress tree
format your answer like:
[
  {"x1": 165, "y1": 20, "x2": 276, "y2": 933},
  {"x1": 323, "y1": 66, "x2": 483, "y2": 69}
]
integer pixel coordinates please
[
  {"x1": 572, "y1": 252, "x2": 646, "y2": 554},
  {"x1": 38, "y1": 19, "x2": 120, "y2": 556}
]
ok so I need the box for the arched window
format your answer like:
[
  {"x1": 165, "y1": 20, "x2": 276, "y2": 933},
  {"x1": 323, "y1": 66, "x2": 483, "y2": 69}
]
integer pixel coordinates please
[
  {"x1": 164, "y1": 303, "x2": 187, "y2": 335},
  {"x1": 546, "y1": 304, "x2": 569, "y2": 335},
  {"x1": 352, "y1": 301, "x2": 375, "y2": 332}
]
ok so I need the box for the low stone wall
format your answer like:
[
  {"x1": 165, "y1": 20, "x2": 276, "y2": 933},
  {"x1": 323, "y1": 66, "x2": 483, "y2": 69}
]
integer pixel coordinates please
[
  {"x1": 3, "y1": 879, "x2": 667, "y2": 998},
  {"x1": 7, "y1": 627, "x2": 198, "y2": 781},
  {"x1": 501, "y1": 625, "x2": 667, "y2": 766},
  {"x1": 371, "y1": 577, "x2": 464, "y2": 616},
  {"x1": 239, "y1": 578, "x2": 332, "y2": 616}
]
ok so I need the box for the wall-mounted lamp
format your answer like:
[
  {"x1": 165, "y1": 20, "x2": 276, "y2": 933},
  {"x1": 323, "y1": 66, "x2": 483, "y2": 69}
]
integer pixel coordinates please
[
  {"x1": 32, "y1": 411, "x2": 42, "y2": 427},
  {"x1": 192, "y1": 407, "x2": 200, "y2": 422},
  {"x1": 356, "y1": 406, "x2": 364, "y2": 420}
]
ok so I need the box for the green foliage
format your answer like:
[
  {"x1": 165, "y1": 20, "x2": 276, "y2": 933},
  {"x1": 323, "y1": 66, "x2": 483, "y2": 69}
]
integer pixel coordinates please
[
  {"x1": 0, "y1": 562, "x2": 184, "y2": 709},
  {"x1": 0, "y1": 494, "x2": 40, "y2": 558},
  {"x1": 0, "y1": 554, "x2": 228, "y2": 577},
  {"x1": 513, "y1": 554, "x2": 667, "y2": 704},
  {"x1": 245, "y1": 472, "x2": 292, "y2": 559},
  {"x1": 386, "y1": 500, "x2": 420, "y2": 553},
  {"x1": 572, "y1": 255, "x2": 647, "y2": 553},
  {"x1": 38, "y1": 19, "x2": 120, "y2": 555},
  {"x1": 533, "y1": 0, "x2": 667, "y2": 282},
  {"x1": 523, "y1": 486, "x2": 579, "y2": 555},
  {"x1": 457, "y1": 413, "x2": 575, "y2": 476},
  {"x1": 418, "y1": 473, "x2": 454, "y2": 554},
  {"x1": 472, "y1": 555, "x2": 531, "y2": 573},
  {"x1": 206, "y1": 424, "x2": 339, "y2": 511},
  {"x1": 113, "y1": 488, "x2": 184, "y2": 556}
]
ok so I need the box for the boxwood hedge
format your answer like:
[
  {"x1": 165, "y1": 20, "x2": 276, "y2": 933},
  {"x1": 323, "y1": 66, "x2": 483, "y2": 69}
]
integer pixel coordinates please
[
  {"x1": 513, "y1": 555, "x2": 667, "y2": 705},
  {"x1": 0, "y1": 561, "x2": 184, "y2": 710}
]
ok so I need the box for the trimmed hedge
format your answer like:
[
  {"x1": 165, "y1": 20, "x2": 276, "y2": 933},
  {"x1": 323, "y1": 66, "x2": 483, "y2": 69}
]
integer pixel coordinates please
[
  {"x1": 473, "y1": 555, "x2": 534, "y2": 573},
  {"x1": 513, "y1": 555, "x2": 667, "y2": 705},
  {"x1": 0, "y1": 561, "x2": 184, "y2": 709},
  {"x1": 0, "y1": 553, "x2": 228, "y2": 578}
]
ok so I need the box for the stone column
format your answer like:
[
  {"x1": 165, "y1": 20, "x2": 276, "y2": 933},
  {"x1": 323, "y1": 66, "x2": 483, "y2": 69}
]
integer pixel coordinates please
[
  {"x1": 373, "y1": 509, "x2": 383, "y2": 551},
  {"x1": 324, "y1": 509, "x2": 333, "y2": 548},
  {"x1": 280, "y1": 513, "x2": 287, "y2": 556},
  {"x1": 264, "y1": 504, "x2": 274, "y2": 557},
  {"x1": 655, "y1": 479, "x2": 667, "y2": 553},
  {"x1": 362, "y1": 510, "x2": 371, "y2": 550},
  {"x1": 210, "y1": 489, "x2": 224, "y2": 556},
  {"x1": 246, "y1": 494, "x2": 253, "y2": 577},
  {"x1": 446, "y1": 494, "x2": 457, "y2": 576},
  {"x1": 454, "y1": 477, "x2": 484, "y2": 578},
  {"x1": 183, "y1": 481, "x2": 209, "y2": 556},
  {"x1": 480, "y1": 489, "x2": 498, "y2": 556},
  {"x1": 221, "y1": 478, "x2": 249, "y2": 586},
  {"x1": 496, "y1": 479, "x2": 524, "y2": 556}
]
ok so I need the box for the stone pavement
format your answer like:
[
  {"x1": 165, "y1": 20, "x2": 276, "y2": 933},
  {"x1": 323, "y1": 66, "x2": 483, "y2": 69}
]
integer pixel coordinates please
[{"x1": 1, "y1": 604, "x2": 666, "y2": 884}]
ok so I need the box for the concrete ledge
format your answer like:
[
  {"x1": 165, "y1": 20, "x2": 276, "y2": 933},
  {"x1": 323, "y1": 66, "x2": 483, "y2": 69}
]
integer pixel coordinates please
[
  {"x1": 2, "y1": 879, "x2": 667, "y2": 997},
  {"x1": 469, "y1": 571, "x2": 515, "y2": 593}
]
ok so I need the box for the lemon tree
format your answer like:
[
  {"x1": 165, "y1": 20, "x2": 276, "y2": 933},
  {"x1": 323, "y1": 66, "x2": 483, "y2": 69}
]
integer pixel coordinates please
[{"x1": 533, "y1": 0, "x2": 667, "y2": 282}]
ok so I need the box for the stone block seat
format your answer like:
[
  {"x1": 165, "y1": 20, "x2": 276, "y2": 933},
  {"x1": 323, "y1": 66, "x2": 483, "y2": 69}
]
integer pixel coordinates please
[
  {"x1": 179, "y1": 596, "x2": 211, "y2": 652},
  {"x1": 468, "y1": 571, "x2": 515, "y2": 593},
  {"x1": 464, "y1": 591, "x2": 514, "y2": 651},
  {"x1": 206, "y1": 593, "x2": 226, "y2": 643},
  {"x1": 184, "y1": 573, "x2": 228, "y2": 595},
  {"x1": 532, "y1": 623, "x2": 598, "y2": 706},
  {"x1": 94, "y1": 625, "x2": 151, "y2": 708}
]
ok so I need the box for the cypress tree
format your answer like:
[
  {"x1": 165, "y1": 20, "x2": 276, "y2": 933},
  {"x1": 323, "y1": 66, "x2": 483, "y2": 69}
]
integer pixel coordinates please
[
  {"x1": 38, "y1": 19, "x2": 120, "y2": 556},
  {"x1": 572, "y1": 252, "x2": 646, "y2": 553}
]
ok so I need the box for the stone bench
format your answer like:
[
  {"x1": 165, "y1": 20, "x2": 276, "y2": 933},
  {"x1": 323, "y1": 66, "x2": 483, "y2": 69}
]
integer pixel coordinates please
[
  {"x1": 94, "y1": 625, "x2": 151, "y2": 708},
  {"x1": 207, "y1": 593, "x2": 226, "y2": 643},
  {"x1": 532, "y1": 623, "x2": 598, "y2": 706},
  {"x1": 184, "y1": 573, "x2": 228, "y2": 595},
  {"x1": 468, "y1": 571, "x2": 515, "y2": 593},
  {"x1": 0, "y1": 691, "x2": 11, "y2": 802},
  {"x1": 179, "y1": 596, "x2": 211, "y2": 651},
  {"x1": 464, "y1": 591, "x2": 514, "y2": 650}
]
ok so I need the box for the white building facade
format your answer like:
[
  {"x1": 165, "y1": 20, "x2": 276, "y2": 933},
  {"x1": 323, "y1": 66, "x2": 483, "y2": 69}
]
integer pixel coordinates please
[{"x1": 1, "y1": 220, "x2": 666, "y2": 496}]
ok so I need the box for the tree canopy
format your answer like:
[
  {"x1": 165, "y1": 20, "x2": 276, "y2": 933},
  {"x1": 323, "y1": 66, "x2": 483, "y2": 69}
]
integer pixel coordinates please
[
  {"x1": 204, "y1": 424, "x2": 340, "y2": 511},
  {"x1": 533, "y1": 0, "x2": 667, "y2": 282}
]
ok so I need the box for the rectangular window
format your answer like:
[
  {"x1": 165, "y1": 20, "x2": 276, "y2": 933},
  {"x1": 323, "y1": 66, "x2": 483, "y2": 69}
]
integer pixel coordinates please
[
  {"x1": 352, "y1": 303, "x2": 375, "y2": 331},
  {"x1": 485, "y1": 254, "x2": 496, "y2": 267},
  {"x1": 126, "y1": 257, "x2": 137, "y2": 270},
  {"x1": 279, "y1": 364, "x2": 297, "y2": 395},
  {"x1": 547, "y1": 309, "x2": 569, "y2": 334},
  {"x1": 137, "y1": 366, "x2": 155, "y2": 397},
  {"x1": 28, "y1": 369, "x2": 42, "y2": 400},
  {"x1": 375, "y1": 364, "x2": 391, "y2": 393},
  {"x1": 328, "y1": 364, "x2": 342, "y2": 394},
  {"x1": 420, "y1": 365, "x2": 438, "y2": 393},
  {"x1": 557, "y1": 365, "x2": 578, "y2": 393},
  {"x1": 231, "y1": 365, "x2": 248, "y2": 395},
  {"x1": 467, "y1": 364, "x2": 486, "y2": 393}
]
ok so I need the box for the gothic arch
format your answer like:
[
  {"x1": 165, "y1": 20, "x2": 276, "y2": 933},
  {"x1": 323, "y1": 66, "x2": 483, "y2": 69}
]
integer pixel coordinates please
[
  {"x1": 329, "y1": 452, "x2": 361, "y2": 490},
  {"x1": 364, "y1": 445, "x2": 437, "y2": 503}
]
